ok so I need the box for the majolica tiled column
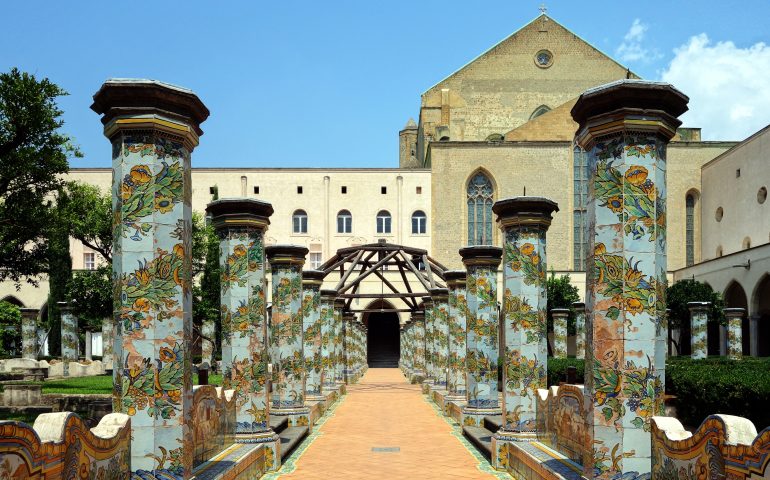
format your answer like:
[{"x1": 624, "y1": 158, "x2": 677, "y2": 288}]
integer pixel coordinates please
[
  {"x1": 92, "y1": 79, "x2": 208, "y2": 477},
  {"x1": 688, "y1": 302, "x2": 709, "y2": 359},
  {"x1": 573, "y1": 302, "x2": 586, "y2": 359},
  {"x1": 333, "y1": 298, "x2": 345, "y2": 386},
  {"x1": 551, "y1": 308, "x2": 569, "y2": 358},
  {"x1": 266, "y1": 245, "x2": 310, "y2": 426},
  {"x1": 459, "y1": 246, "x2": 503, "y2": 427},
  {"x1": 431, "y1": 288, "x2": 450, "y2": 389},
  {"x1": 725, "y1": 308, "x2": 745, "y2": 360},
  {"x1": 446, "y1": 271, "x2": 468, "y2": 401},
  {"x1": 302, "y1": 270, "x2": 325, "y2": 401},
  {"x1": 207, "y1": 199, "x2": 278, "y2": 456},
  {"x1": 59, "y1": 302, "x2": 78, "y2": 377},
  {"x1": 102, "y1": 318, "x2": 113, "y2": 371},
  {"x1": 201, "y1": 318, "x2": 215, "y2": 367},
  {"x1": 490, "y1": 197, "x2": 557, "y2": 466},
  {"x1": 422, "y1": 296, "x2": 435, "y2": 390},
  {"x1": 411, "y1": 311, "x2": 426, "y2": 382},
  {"x1": 361, "y1": 322, "x2": 369, "y2": 374},
  {"x1": 572, "y1": 80, "x2": 688, "y2": 478},
  {"x1": 342, "y1": 311, "x2": 355, "y2": 384},
  {"x1": 320, "y1": 289, "x2": 338, "y2": 391},
  {"x1": 20, "y1": 308, "x2": 38, "y2": 360}
]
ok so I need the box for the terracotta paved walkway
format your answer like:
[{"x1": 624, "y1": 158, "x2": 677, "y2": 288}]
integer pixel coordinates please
[{"x1": 276, "y1": 368, "x2": 497, "y2": 479}]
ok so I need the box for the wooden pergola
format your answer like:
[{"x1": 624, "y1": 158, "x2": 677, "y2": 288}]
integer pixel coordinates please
[{"x1": 318, "y1": 240, "x2": 447, "y2": 313}]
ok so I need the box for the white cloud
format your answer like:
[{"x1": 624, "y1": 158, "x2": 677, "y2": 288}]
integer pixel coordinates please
[
  {"x1": 616, "y1": 19, "x2": 662, "y2": 63},
  {"x1": 660, "y1": 34, "x2": 770, "y2": 140}
]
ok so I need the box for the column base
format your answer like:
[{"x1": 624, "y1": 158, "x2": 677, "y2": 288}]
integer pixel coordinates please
[
  {"x1": 270, "y1": 405, "x2": 312, "y2": 427},
  {"x1": 421, "y1": 379, "x2": 436, "y2": 394},
  {"x1": 234, "y1": 429, "x2": 281, "y2": 471},
  {"x1": 409, "y1": 371, "x2": 425, "y2": 384},
  {"x1": 460, "y1": 405, "x2": 501, "y2": 427}
]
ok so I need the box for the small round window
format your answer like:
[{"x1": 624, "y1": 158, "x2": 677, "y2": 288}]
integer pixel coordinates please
[
  {"x1": 535, "y1": 50, "x2": 553, "y2": 68},
  {"x1": 758, "y1": 186, "x2": 767, "y2": 204},
  {"x1": 715, "y1": 207, "x2": 724, "y2": 222}
]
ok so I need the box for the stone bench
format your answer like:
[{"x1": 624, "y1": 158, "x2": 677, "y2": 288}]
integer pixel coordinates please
[{"x1": 2, "y1": 384, "x2": 42, "y2": 406}]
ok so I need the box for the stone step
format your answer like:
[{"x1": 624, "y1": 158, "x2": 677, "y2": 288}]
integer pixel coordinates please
[
  {"x1": 279, "y1": 426, "x2": 309, "y2": 460},
  {"x1": 270, "y1": 416, "x2": 289, "y2": 434},
  {"x1": 483, "y1": 415, "x2": 502, "y2": 432},
  {"x1": 462, "y1": 425, "x2": 493, "y2": 459}
]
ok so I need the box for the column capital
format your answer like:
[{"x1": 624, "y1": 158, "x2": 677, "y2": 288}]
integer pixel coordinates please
[
  {"x1": 91, "y1": 79, "x2": 209, "y2": 150},
  {"x1": 265, "y1": 244, "x2": 308, "y2": 266},
  {"x1": 459, "y1": 246, "x2": 503, "y2": 268},
  {"x1": 19, "y1": 308, "x2": 38, "y2": 320},
  {"x1": 429, "y1": 288, "x2": 449, "y2": 302},
  {"x1": 550, "y1": 308, "x2": 570, "y2": 318},
  {"x1": 724, "y1": 307, "x2": 747, "y2": 318},
  {"x1": 57, "y1": 301, "x2": 71, "y2": 312},
  {"x1": 571, "y1": 80, "x2": 689, "y2": 149},
  {"x1": 492, "y1": 196, "x2": 559, "y2": 230},
  {"x1": 320, "y1": 289, "x2": 338, "y2": 300},
  {"x1": 571, "y1": 301, "x2": 585, "y2": 310},
  {"x1": 444, "y1": 270, "x2": 466, "y2": 288},
  {"x1": 302, "y1": 269, "x2": 326, "y2": 288},
  {"x1": 333, "y1": 298, "x2": 346, "y2": 309},
  {"x1": 411, "y1": 311, "x2": 425, "y2": 322},
  {"x1": 687, "y1": 301, "x2": 711, "y2": 313},
  {"x1": 206, "y1": 198, "x2": 274, "y2": 232},
  {"x1": 422, "y1": 296, "x2": 434, "y2": 308}
]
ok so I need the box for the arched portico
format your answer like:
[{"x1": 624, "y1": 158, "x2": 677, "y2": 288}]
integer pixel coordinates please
[{"x1": 361, "y1": 300, "x2": 400, "y2": 367}]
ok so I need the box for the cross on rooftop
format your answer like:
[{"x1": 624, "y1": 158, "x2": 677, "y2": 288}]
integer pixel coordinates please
[{"x1": 539, "y1": 3, "x2": 547, "y2": 14}]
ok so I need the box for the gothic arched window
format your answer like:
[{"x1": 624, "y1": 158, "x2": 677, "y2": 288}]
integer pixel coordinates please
[
  {"x1": 467, "y1": 172, "x2": 494, "y2": 245},
  {"x1": 686, "y1": 194, "x2": 695, "y2": 266}
]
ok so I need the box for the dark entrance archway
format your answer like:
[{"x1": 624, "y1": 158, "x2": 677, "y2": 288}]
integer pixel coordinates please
[{"x1": 364, "y1": 301, "x2": 400, "y2": 367}]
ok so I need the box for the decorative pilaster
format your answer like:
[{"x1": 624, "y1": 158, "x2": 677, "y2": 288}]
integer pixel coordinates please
[
  {"x1": 725, "y1": 308, "x2": 745, "y2": 360},
  {"x1": 92, "y1": 78, "x2": 209, "y2": 477},
  {"x1": 445, "y1": 271, "x2": 468, "y2": 400},
  {"x1": 201, "y1": 318, "x2": 215, "y2": 368},
  {"x1": 572, "y1": 80, "x2": 687, "y2": 478},
  {"x1": 551, "y1": 308, "x2": 569, "y2": 358},
  {"x1": 573, "y1": 302, "x2": 586, "y2": 359},
  {"x1": 431, "y1": 288, "x2": 450, "y2": 389},
  {"x1": 101, "y1": 318, "x2": 113, "y2": 371},
  {"x1": 333, "y1": 298, "x2": 345, "y2": 385},
  {"x1": 422, "y1": 296, "x2": 435, "y2": 391},
  {"x1": 302, "y1": 270, "x2": 325, "y2": 401},
  {"x1": 20, "y1": 308, "x2": 38, "y2": 360},
  {"x1": 410, "y1": 312, "x2": 426, "y2": 382},
  {"x1": 59, "y1": 302, "x2": 78, "y2": 377},
  {"x1": 688, "y1": 302, "x2": 710, "y2": 360},
  {"x1": 320, "y1": 289, "x2": 338, "y2": 390},
  {"x1": 491, "y1": 197, "x2": 557, "y2": 467},
  {"x1": 459, "y1": 246, "x2": 503, "y2": 427},
  {"x1": 266, "y1": 245, "x2": 310, "y2": 427}
]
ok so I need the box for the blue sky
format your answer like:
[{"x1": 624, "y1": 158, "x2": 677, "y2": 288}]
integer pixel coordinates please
[{"x1": 3, "y1": 1, "x2": 769, "y2": 168}]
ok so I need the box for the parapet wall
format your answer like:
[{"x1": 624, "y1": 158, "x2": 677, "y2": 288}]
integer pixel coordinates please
[
  {"x1": 535, "y1": 384, "x2": 589, "y2": 466},
  {"x1": 651, "y1": 414, "x2": 770, "y2": 479},
  {"x1": 0, "y1": 412, "x2": 131, "y2": 478}
]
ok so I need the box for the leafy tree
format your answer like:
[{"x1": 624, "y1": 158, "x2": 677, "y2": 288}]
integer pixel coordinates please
[
  {"x1": 0, "y1": 301, "x2": 21, "y2": 358},
  {"x1": 68, "y1": 266, "x2": 112, "y2": 331},
  {"x1": 46, "y1": 194, "x2": 73, "y2": 356},
  {"x1": 193, "y1": 212, "x2": 221, "y2": 360},
  {"x1": 60, "y1": 181, "x2": 112, "y2": 262},
  {"x1": 0, "y1": 68, "x2": 79, "y2": 285},
  {"x1": 666, "y1": 279, "x2": 725, "y2": 355},
  {"x1": 546, "y1": 271, "x2": 581, "y2": 334}
]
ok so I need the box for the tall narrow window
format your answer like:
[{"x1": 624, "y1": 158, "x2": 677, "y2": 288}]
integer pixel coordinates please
[
  {"x1": 310, "y1": 252, "x2": 322, "y2": 269},
  {"x1": 337, "y1": 210, "x2": 352, "y2": 233},
  {"x1": 376, "y1": 210, "x2": 392, "y2": 234},
  {"x1": 686, "y1": 194, "x2": 695, "y2": 266},
  {"x1": 467, "y1": 172, "x2": 494, "y2": 245},
  {"x1": 411, "y1": 210, "x2": 427, "y2": 234},
  {"x1": 83, "y1": 252, "x2": 96, "y2": 270},
  {"x1": 573, "y1": 147, "x2": 589, "y2": 270},
  {"x1": 293, "y1": 209, "x2": 308, "y2": 234}
]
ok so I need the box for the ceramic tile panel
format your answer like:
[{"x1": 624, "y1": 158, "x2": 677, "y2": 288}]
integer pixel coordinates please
[
  {"x1": 59, "y1": 303, "x2": 78, "y2": 377},
  {"x1": 446, "y1": 271, "x2": 468, "y2": 398},
  {"x1": 431, "y1": 290, "x2": 450, "y2": 388},
  {"x1": 552, "y1": 309, "x2": 569, "y2": 359},
  {"x1": 573, "y1": 303, "x2": 586, "y2": 359},
  {"x1": 201, "y1": 318, "x2": 215, "y2": 367},
  {"x1": 725, "y1": 308, "x2": 745, "y2": 360},
  {"x1": 333, "y1": 299, "x2": 345, "y2": 384},
  {"x1": 423, "y1": 297, "x2": 435, "y2": 384},
  {"x1": 301, "y1": 277, "x2": 323, "y2": 397},
  {"x1": 319, "y1": 291, "x2": 337, "y2": 388},
  {"x1": 411, "y1": 313, "x2": 426, "y2": 378},
  {"x1": 20, "y1": 309, "x2": 38, "y2": 360}
]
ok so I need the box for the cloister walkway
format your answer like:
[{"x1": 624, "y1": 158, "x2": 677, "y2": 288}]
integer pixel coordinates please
[{"x1": 272, "y1": 369, "x2": 499, "y2": 479}]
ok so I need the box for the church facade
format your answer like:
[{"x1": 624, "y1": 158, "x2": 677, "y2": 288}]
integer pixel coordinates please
[{"x1": 0, "y1": 14, "x2": 747, "y2": 327}]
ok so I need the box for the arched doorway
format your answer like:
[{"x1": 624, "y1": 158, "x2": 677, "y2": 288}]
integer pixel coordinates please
[
  {"x1": 720, "y1": 281, "x2": 750, "y2": 355},
  {"x1": 752, "y1": 274, "x2": 770, "y2": 357},
  {"x1": 363, "y1": 300, "x2": 400, "y2": 368}
]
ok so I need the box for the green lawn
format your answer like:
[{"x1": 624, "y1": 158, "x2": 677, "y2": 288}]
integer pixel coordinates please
[{"x1": 39, "y1": 373, "x2": 223, "y2": 395}]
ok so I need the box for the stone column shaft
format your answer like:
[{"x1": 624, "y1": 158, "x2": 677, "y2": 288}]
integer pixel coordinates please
[
  {"x1": 459, "y1": 246, "x2": 503, "y2": 427},
  {"x1": 551, "y1": 308, "x2": 569, "y2": 359},
  {"x1": 320, "y1": 290, "x2": 338, "y2": 389},
  {"x1": 343, "y1": 311, "x2": 355, "y2": 383},
  {"x1": 688, "y1": 302, "x2": 710, "y2": 359},
  {"x1": 725, "y1": 308, "x2": 745, "y2": 360},
  {"x1": 333, "y1": 299, "x2": 345, "y2": 384},
  {"x1": 302, "y1": 271, "x2": 325, "y2": 400},
  {"x1": 423, "y1": 297, "x2": 435, "y2": 386},
  {"x1": 572, "y1": 80, "x2": 687, "y2": 478},
  {"x1": 573, "y1": 302, "x2": 586, "y2": 359},
  {"x1": 20, "y1": 308, "x2": 38, "y2": 360},
  {"x1": 266, "y1": 245, "x2": 310, "y2": 426},
  {"x1": 411, "y1": 312, "x2": 426, "y2": 380},
  {"x1": 93, "y1": 78, "x2": 209, "y2": 477},
  {"x1": 431, "y1": 289, "x2": 450, "y2": 389},
  {"x1": 446, "y1": 271, "x2": 468, "y2": 399}
]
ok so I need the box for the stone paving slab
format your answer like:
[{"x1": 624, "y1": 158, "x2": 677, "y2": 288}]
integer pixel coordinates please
[{"x1": 273, "y1": 368, "x2": 499, "y2": 479}]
